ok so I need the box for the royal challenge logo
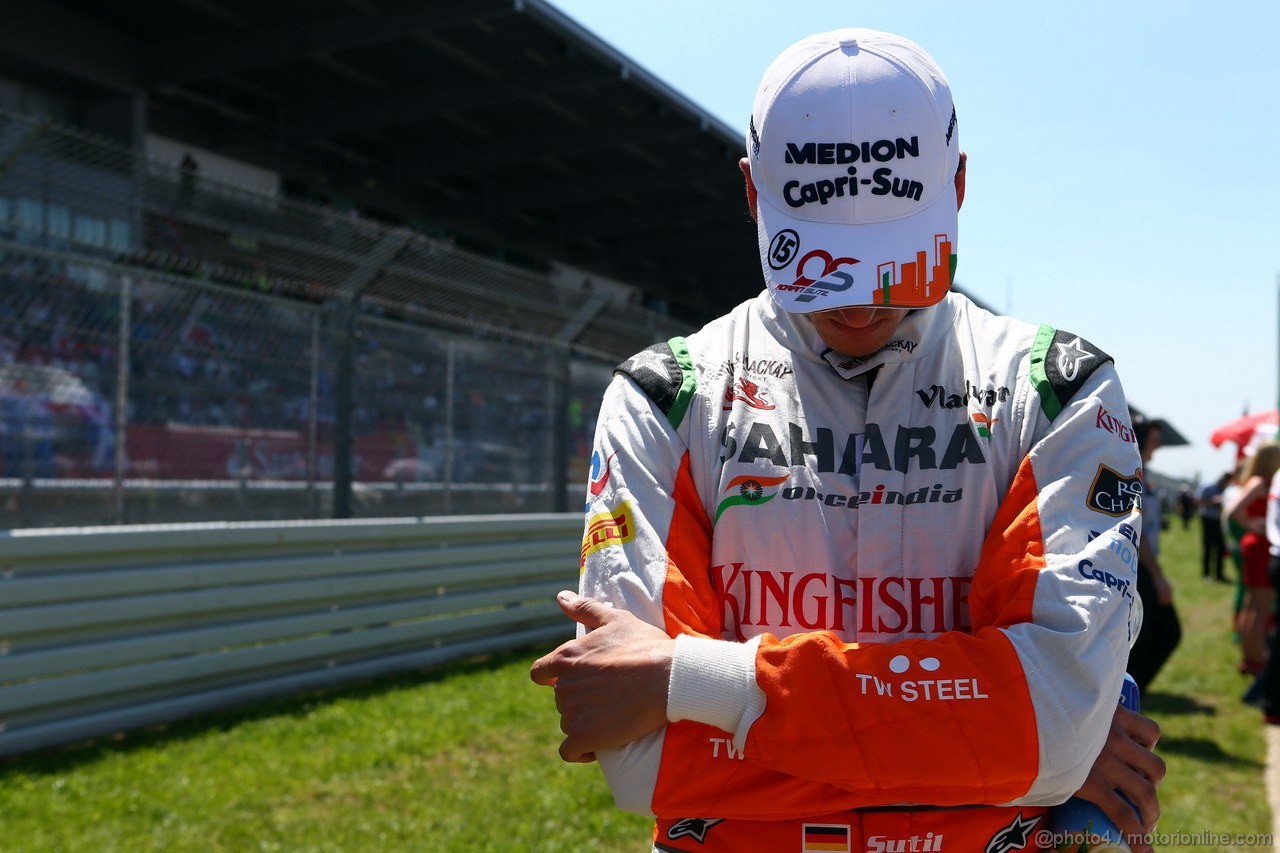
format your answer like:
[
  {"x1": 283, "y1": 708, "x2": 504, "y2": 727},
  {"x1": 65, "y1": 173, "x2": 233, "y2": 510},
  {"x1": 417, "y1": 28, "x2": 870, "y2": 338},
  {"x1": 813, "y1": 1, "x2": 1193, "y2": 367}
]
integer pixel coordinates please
[{"x1": 1086, "y1": 464, "x2": 1143, "y2": 517}]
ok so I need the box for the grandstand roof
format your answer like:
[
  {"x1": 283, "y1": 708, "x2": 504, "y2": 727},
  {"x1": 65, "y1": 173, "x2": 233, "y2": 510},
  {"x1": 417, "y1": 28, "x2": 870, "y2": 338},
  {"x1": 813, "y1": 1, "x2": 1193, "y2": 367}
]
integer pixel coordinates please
[{"x1": 0, "y1": 0, "x2": 762, "y2": 324}]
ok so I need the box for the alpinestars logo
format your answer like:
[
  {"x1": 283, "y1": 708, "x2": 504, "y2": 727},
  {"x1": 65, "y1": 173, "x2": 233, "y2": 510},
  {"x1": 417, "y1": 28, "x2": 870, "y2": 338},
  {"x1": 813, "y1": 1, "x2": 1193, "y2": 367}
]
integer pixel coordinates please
[
  {"x1": 723, "y1": 377, "x2": 776, "y2": 411},
  {"x1": 984, "y1": 811, "x2": 1041, "y2": 853},
  {"x1": 667, "y1": 817, "x2": 724, "y2": 843},
  {"x1": 714, "y1": 474, "x2": 788, "y2": 522},
  {"x1": 1054, "y1": 336, "x2": 1096, "y2": 382}
]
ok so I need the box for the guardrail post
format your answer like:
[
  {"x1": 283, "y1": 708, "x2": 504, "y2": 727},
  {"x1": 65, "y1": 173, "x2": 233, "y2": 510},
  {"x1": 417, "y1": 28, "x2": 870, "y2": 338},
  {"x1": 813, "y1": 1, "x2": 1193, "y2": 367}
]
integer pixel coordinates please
[
  {"x1": 550, "y1": 292, "x2": 607, "y2": 513},
  {"x1": 549, "y1": 345, "x2": 570, "y2": 513},
  {"x1": 331, "y1": 298, "x2": 357, "y2": 519},
  {"x1": 19, "y1": 430, "x2": 34, "y2": 522},
  {"x1": 307, "y1": 310, "x2": 321, "y2": 518},
  {"x1": 443, "y1": 339, "x2": 455, "y2": 515},
  {"x1": 113, "y1": 274, "x2": 132, "y2": 524},
  {"x1": 331, "y1": 230, "x2": 411, "y2": 519}
]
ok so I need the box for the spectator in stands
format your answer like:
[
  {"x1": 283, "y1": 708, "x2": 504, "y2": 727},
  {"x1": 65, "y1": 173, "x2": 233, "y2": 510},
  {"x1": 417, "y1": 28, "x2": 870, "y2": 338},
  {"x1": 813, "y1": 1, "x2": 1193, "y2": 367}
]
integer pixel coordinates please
[
  {"x1": 178, "y1": 151, "x2": 199, "y2": 209},
  {"x1": 0, "y1": 390, "x2": 55, "y2": 478}
]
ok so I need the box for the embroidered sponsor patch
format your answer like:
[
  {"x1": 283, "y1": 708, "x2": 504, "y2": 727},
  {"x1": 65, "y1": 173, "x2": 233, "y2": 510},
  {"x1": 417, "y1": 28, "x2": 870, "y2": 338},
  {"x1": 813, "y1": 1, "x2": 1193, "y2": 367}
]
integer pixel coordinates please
[
  {"x1": 714, "y1": 474, "x2": 788, "y2": 522},
  {"x1": 1086, "y1": 464, "x2": 1143, "y2": 517},
  {"x1": 984, "y1": 811, "x2": 1042, "y2": 853},
  {"x1": 667, "y1": 817, "x2": 724, "y2": 843},
  {"x1": 615, "y1": 337, "x2": 697, "y2": 428},
  {"x1": 580, "y1": 503, "x2": 636, "y2": 566},
  {"x1": 1030, "y1": 326, "x2": 1112, "y2": 420},
  {"x1": 587, "y1": 450, "x2": 614, "y2": 497},
  {"x1": 802, "y1": 823, "x2": 851, "y2": 853}
]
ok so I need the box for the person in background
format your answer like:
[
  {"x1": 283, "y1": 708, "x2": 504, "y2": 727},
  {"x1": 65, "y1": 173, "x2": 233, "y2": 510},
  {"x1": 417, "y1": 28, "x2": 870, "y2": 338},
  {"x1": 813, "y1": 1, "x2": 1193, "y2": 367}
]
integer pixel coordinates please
[
  {"x1": 1222, "y1": 459, "x2": 1249, "y2": 647},
  {"x1": 1244, "y1": 458, "x2": 1280, "y2": 717},
  {"x1": 1253, "y1": 464, "x2": 1280, "y2": 723},
  {"x1": 1196, "y1": 472, "x2": 1231, "y2": 583},
  {"x1": 1127, "y1": 414, "x2": 1182, "y2": 693},
  {"x1": 1175, "y1": 484, "x2": 1195, "y2": 531},
  {"x1": 1223, "y1": 443, "x2": 1280, "y2": 677}
]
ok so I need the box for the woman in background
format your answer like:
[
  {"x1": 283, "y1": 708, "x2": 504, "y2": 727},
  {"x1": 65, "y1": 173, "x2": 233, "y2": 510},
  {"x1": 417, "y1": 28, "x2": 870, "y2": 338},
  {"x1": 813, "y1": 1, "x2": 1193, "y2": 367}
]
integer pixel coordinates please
[{"x1": 1224, "y1": 442, "x2": 1280, "y2": 677}]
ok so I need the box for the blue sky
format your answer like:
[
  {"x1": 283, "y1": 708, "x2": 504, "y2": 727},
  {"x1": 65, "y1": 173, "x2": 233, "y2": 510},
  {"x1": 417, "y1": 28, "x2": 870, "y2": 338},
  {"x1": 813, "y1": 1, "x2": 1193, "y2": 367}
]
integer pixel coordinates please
[{"x1": 546, "y1": 0, "x2": 1279, "y2": 482}]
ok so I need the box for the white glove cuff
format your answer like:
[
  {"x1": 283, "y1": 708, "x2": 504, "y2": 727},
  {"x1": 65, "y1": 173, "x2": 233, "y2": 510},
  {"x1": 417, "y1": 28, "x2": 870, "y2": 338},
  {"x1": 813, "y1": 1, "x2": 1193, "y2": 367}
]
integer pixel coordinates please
[{"x1": 667, "y1": 634, "x2": 765, "y2": 744}]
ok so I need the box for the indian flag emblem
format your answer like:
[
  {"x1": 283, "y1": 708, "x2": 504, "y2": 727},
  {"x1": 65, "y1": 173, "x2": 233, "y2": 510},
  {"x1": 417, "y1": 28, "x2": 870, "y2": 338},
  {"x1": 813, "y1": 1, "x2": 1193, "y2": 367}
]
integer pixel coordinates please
[
  {"x1": 714, "y1": 474, "x2": 788, "y2": 522},
  {"x1": 972, "y1": 412, "x2": 998, "y2": 437},
  {"x1": 802, "y1": 824, "x2": 850, "y2": 853}
]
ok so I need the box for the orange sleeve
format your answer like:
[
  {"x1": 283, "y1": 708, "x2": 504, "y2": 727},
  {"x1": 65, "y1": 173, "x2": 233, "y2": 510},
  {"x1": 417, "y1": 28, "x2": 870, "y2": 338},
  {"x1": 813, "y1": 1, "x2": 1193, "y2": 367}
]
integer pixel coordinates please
[{"x1": 644, "y1": 460, "x2": 1037, "y2": 816}]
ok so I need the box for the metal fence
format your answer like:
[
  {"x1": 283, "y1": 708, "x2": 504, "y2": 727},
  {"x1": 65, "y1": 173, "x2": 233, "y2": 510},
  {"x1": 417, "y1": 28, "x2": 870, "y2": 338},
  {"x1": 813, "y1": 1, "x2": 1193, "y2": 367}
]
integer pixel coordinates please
[
  {"x1": 0, "y1": 109, "x2": 689, "y2": 528},
  {"x1": 0, "y1": 514, "x2": 579, "y2": 758}
]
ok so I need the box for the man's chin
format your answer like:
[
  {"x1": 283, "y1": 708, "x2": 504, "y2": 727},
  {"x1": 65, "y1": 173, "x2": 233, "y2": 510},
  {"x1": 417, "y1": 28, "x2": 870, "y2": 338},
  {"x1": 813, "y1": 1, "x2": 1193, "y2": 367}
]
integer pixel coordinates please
[
  {"x1": 811, "y1": 312, "x2": 906, "y2": 357},
  {"x1": 815, "y1": 329, "x2": 896, "y2": 358}
]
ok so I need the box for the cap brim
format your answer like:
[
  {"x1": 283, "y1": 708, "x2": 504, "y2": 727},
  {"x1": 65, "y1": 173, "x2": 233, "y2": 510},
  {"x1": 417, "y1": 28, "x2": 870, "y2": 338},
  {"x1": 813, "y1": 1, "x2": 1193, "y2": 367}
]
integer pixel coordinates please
[{"x1": 756, "y1": 181, "x2": 958, "y2": 314}]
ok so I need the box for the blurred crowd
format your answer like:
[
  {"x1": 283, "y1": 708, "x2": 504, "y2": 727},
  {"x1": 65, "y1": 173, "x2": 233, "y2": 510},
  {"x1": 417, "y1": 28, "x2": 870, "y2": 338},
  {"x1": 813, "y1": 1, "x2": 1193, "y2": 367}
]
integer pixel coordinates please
[
  {"x1": 1164, "y1": 434, "x2": 1280, "y2": 726},
  {"x1": 0, "y1": 252, "x2": 597, "y2": 484},
  {"x1": 1211, "y1": 443, "x2": 1280, "y2": 724},
  {"x1": 1120, "y1": 412, "x2": 1280, "y2": 728}
]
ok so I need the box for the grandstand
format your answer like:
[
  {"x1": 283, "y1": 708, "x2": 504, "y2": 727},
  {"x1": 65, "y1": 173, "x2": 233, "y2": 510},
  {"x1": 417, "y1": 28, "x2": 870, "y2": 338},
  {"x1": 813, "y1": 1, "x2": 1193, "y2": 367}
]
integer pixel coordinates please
[
  {"x1": 0, "y1": 0, "x2": 770, "y2": 527},
  {"x1": 0, "y1": 1, "x2": 1173, "y2": 529}
]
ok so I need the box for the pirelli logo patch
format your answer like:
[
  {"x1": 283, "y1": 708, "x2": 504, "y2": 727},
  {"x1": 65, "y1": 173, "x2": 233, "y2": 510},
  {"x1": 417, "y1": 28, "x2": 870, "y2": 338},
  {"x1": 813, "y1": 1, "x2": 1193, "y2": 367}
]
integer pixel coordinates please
[{"x1": 580, "y1": 503, "x2": 636, "y2": 567}]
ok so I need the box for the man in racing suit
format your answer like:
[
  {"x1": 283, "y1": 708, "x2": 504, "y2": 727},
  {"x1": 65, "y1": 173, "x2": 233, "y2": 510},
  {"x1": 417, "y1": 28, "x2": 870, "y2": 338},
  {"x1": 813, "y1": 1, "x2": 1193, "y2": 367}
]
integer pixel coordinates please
[{"x1": 532, "y1": 28, "x2": 1162, "y2": 853}]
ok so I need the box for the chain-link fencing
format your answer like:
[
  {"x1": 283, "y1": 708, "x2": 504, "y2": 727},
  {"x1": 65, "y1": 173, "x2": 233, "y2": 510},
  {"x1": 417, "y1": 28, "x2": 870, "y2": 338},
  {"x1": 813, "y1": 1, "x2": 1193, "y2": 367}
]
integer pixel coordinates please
[{"x1": 0, "y1": 109, "x2": 685, "y2": 528}]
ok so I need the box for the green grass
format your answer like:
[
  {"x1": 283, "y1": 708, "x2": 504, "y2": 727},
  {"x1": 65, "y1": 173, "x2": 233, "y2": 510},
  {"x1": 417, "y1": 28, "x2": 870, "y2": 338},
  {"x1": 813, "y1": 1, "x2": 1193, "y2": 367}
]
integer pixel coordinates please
[
  {"x1": 1137, "y1": 520, "x2": 1272, "y2": 851},
  {"x1": 0, "y1": 522, "x2": 1272, "y2": 851},
  {"x1": 0, "y1": 651, "x2": 649, "y2": 852}
]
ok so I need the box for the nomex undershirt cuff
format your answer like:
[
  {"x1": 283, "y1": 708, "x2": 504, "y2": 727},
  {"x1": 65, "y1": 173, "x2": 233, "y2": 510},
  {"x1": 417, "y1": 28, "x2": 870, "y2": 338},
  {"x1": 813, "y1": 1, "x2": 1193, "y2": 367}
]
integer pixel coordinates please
[{"x1": 667, "y1": 634, "x2": 766, "y2": 744}]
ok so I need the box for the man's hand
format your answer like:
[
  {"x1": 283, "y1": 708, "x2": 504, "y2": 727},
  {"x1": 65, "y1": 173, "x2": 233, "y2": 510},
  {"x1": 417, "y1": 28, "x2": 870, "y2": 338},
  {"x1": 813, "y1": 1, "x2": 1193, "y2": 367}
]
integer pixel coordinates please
[
  {"x1": 1072, "y1": 704, "x2": 1165, "y2": 853},
  {"x1": 530, "y1": 591, "x2": 675, "y2": 763}
]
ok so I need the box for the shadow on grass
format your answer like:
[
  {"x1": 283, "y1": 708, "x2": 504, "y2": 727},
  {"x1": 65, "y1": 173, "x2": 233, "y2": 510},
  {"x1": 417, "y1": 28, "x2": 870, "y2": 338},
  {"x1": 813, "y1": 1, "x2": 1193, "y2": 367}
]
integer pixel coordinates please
[
  {"x1": 1155, "y1": 735, "x2": 1263, "y2": 768},
  {"x1": 0, "y1": 642, "x2": 558, "y2": 777},
  {"x1": 1142, "y1": 691, "x2": 1217, "y2": 716}
]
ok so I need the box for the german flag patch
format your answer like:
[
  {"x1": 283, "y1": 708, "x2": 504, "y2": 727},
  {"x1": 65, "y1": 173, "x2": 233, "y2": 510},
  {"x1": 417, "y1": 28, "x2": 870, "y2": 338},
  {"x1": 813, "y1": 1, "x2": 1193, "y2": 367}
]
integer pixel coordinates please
[{"x1": 802, "y1": 824, "x2": 851, "y2": 853}]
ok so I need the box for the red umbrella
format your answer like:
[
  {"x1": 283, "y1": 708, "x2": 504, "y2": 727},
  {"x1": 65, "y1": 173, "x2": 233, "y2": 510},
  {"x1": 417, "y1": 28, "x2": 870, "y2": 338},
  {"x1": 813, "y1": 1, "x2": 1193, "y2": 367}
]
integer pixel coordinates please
[{"x1": 1209, "y1": 410, "x2": 1279, "y2": 450}]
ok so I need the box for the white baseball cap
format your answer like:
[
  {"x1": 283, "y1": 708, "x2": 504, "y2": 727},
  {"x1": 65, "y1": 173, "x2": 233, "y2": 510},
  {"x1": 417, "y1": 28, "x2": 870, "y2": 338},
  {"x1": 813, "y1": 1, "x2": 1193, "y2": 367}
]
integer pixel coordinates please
[{"x1": 747, "y1": 28, "x2": 960, "y2": 313}]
